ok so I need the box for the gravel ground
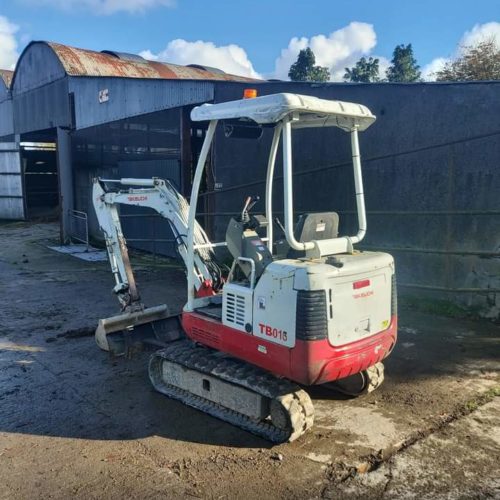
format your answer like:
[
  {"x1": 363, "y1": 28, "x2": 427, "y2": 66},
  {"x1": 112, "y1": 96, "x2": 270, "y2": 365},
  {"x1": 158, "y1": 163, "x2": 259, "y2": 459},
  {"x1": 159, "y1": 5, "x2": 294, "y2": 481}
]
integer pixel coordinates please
[{"x1": 0, "y1": 221, "x2": 498, "y2": 499}]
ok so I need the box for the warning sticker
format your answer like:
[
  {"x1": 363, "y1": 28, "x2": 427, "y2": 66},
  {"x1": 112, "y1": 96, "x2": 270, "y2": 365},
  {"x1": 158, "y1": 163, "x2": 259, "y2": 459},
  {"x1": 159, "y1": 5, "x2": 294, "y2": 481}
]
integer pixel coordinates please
[{"x1": 316, "y1": 222, "x2": 326, "y2": 232}]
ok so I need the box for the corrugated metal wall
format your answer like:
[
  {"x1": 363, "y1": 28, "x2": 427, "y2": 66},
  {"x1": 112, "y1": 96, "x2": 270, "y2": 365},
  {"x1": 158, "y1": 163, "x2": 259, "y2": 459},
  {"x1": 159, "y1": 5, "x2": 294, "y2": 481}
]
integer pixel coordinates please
[
  {"x1": 0, "y1": 100, "x2": 14, "y2": 140},
  {"x1": 69, "y1": 77, "x2": 213, "y2": 130},
  {"x1": 0, "y1": 75, "x2": 14, "y2": 140},
  {"x1": 12, "y1": 43, "x2": 66, "y2": 94},
  {"x1": 0, "y1": 142, "x2": 24, "y2": 219},
  {"x1": 13, "y1": 78, "x2": 71, "y2": 134},
  {"x1": 72, "y1": 106, "x2": 183, "y2": 257}
]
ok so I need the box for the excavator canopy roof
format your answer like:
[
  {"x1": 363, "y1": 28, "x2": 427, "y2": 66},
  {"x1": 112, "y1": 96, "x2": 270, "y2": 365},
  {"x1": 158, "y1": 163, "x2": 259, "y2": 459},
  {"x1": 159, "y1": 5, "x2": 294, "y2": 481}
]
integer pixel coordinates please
[{"x1": 191, "y1": 92, "x2": 376, "y2": 131}]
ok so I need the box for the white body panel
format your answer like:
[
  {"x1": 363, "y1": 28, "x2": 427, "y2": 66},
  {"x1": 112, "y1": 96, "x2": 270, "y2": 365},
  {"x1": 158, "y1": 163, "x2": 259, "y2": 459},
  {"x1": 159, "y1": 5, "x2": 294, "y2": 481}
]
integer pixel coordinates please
[
  {"x1": 326, "y1": 270, "x2": 392, "y2": 346},
  {"x1": 291, "y1": 252, "x2": 394, "y2": 346},
  {"x1": 252, "y1": 263, "x2": 298, "y2": 348},
  {"x1": 220, "y1": 252, "x2": 394, "y2": 349}
]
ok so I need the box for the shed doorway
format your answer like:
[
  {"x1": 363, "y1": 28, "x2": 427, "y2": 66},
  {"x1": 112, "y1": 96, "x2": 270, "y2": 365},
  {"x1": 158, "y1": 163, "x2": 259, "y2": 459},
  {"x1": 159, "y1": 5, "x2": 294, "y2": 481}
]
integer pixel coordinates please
[{"x1": 21, "y1": 132, "x2": 59, "y2": 220}]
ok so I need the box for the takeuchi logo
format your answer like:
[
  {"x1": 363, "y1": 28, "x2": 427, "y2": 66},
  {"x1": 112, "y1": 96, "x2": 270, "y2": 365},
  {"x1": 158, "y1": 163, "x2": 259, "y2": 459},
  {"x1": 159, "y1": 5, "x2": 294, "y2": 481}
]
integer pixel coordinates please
[{"x1": 128, "y1": 195, "x2": 148, "y2": 202}]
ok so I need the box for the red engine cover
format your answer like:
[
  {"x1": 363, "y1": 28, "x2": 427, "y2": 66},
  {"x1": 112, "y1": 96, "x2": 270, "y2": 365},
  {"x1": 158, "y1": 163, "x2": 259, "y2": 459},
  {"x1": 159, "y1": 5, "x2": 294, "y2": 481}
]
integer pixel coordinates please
[{"x1": 182, "y1": 312, "x2": 397, "y2": 386}]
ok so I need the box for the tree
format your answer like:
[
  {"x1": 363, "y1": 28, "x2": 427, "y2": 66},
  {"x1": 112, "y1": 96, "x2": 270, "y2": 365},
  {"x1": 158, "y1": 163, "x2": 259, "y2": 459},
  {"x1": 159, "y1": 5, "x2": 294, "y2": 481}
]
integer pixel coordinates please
[
  {"x1": 386, "y1": 44, "x2": 421, "y2": 82},
  {"x1": 344, "y1": 56, "x2": 380, "y2": 82},
  {"x1": 434, "y1": 38, "x2": 500, "y2": 81},
  {"x1": 288, "y1": 48, "x2": 330, "y2": 82}
]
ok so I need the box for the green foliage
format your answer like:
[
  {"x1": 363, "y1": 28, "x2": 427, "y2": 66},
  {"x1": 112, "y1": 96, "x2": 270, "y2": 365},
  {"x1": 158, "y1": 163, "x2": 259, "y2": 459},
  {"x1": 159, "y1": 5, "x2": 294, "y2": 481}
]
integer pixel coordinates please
[
  {"x1": 435, "y1": 39, "x2": 500, "y2": 81},
  {"x1": 465, "y1": 400, "x2": 479, "y2": 412},
  {"x1": 344, "y1": 56, "x2": 380, "y2": 83},
  {"x1": 486, "y1": 387, "x2": 500, "y2": 398},
  {"x1": 463, "y1": 386, "x2": 500, "y2": 414},
  {"x1": 386, "y1": 44, "x2": 421, "y2": 82},
  {"x1": 400, "y1": 296, "x2": 472, "y2": 319},
  {"x1": 288, "y1": 48, "x2": 330, "y2": 82},
  {"x1": 309, "y1": 65, "x2": 331, "y2": 82}
]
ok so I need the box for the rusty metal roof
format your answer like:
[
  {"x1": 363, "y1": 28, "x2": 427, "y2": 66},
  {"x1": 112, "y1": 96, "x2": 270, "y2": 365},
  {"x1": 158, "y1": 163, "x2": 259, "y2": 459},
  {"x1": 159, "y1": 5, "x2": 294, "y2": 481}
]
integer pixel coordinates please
[
  {"x1": 47, "y1": 42, "x2": 258, "y2": 82},
  {"x1": 0, "y1": 70, "x2": 13, "y2": 88}
]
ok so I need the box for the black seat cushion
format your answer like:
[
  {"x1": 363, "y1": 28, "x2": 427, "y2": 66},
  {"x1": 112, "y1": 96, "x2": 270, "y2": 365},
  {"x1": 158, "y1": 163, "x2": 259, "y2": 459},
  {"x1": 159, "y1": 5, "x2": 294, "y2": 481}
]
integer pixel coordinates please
[{"x1": 287, "y1": 212, "x2": 339, "y2": 259}]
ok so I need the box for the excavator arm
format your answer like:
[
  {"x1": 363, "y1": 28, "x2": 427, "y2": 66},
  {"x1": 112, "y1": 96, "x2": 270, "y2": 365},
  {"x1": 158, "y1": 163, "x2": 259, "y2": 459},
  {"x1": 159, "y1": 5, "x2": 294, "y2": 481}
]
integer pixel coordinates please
[
  {"x1": 91, "y1": 177, "x2": 222, "y2": 353},
  {"x1": 93, "y1": 177, "x2": 222, "y2": 310}
]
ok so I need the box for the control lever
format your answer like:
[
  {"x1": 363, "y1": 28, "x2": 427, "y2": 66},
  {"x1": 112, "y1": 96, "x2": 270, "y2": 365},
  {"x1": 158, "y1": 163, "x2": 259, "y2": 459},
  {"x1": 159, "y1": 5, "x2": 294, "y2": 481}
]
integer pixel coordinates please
[
  {"x1": 246, "y1": 196, "x2": 259, "y2": 213},
  {"x1": 274, "y1": 217, "x2": 286, "y2": 234},
  {"x1": 241, "y1": 195, "x2": 259, "y2": 222}
]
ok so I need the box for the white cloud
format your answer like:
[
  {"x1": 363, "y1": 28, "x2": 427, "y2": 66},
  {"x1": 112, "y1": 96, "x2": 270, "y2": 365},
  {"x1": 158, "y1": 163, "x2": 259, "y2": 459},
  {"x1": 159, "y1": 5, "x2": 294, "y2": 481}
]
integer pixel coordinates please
[
  {"x1": 422, "y1": 22, "x2": 500, "y2": 81},
  {"x1": 144, "y1": 23, "x2": 386, "y2": 82},
  {"x1": 140, "y1": 39, "x2": 261, "y2": 78},
  {"x1": 421, "y1": 57, "x2": 448, "y2": 81},
  {"x1": 0, "y1": 15, "x2": 19, "y2": 70},
  {"x1": 376, "y1": 56, "x2": 390, "y2": 80},
  {"x1": 25, "y1": 0, "x2": 175, "y2": 15},
  {"x1": 272, "y1": 22, "x2": 382, "y2": 81},
  {"x1": 460, "y1": 22, "x2": 500, "y2": 49}
]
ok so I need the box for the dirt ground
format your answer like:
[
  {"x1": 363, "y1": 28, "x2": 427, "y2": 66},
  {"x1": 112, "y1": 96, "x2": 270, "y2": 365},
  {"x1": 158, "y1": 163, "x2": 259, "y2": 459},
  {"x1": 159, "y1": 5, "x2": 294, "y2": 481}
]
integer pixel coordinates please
[{"x1": 0, "y1": 221, "x2": 499, "y2": 500}]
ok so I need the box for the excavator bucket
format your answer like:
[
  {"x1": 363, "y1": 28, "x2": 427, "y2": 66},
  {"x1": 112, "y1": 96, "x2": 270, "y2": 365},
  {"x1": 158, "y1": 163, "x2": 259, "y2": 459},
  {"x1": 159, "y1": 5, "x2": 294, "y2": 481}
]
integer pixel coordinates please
[{"x1": 95, "y1": 304, "x2": 183, "y2": 356}]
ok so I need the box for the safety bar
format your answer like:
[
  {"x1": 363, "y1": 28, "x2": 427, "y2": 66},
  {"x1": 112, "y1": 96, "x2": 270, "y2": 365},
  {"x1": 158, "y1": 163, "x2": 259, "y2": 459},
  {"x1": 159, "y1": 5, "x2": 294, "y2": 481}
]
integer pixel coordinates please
[
  {"x1": 228, "y1": 257, "x2": 256, "y2": 289},
  {"x1": 194, "y1": 237, "x2": 269, "y2": 251},
  {"x1": 280, "y1": 118, "x2": 367, "y2": 258},
  {"x1": 349, "y1": 127, "x2": 367, "y2": 244},
  {"x1": 265, "y1": 123, "x2": 283, "y2": 251},
  {"x1": 186, "y1": 120, "x2": 218, "y2": 311},
  {"x1": 282, "y1": 119, "x2": 315, "y2": 252}
]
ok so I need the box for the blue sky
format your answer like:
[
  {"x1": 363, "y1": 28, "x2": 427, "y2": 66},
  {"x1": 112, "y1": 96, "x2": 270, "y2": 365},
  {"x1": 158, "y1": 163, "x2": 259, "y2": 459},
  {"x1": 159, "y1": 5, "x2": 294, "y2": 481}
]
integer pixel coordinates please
[{"x1": 0, "y1": 0, "x2": 499, "y2": 79}]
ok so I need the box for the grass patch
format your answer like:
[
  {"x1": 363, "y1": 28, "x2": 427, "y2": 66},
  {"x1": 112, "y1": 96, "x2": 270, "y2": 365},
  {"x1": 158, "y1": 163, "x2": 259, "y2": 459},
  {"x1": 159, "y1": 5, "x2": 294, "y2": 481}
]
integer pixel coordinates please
[
  {"x1": 400, "y1": 295, "x2": 478, "y2": 319},
  {"x1": 483, "y1": 386, "x2": 500, "y2": 398},
  {"x1": 465, "y1": 400, "x2": 479, "y2": 412},
  {"x1": 462, "y1": 386, "x2": 500, "y2": 415}
]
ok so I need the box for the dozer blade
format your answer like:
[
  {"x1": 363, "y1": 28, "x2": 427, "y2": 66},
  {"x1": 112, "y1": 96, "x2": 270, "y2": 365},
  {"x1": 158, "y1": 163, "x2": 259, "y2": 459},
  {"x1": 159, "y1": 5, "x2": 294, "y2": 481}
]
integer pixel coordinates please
[{"x1": 95, "y1": 304, "x2": 183, "y2": 356}]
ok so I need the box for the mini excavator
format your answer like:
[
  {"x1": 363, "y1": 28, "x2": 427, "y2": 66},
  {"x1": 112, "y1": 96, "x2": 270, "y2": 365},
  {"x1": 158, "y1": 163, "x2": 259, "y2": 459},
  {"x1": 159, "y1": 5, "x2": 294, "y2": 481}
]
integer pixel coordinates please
[{"x1": 92, "y1": 92, "x2": 397, "y2": 442}]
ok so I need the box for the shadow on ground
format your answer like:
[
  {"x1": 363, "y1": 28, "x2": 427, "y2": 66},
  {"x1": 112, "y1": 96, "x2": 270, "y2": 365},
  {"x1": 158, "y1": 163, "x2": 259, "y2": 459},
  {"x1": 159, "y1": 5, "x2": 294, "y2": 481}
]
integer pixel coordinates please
[{"x1": 1, "y1": 308, "x2": 498, "y2": 449}]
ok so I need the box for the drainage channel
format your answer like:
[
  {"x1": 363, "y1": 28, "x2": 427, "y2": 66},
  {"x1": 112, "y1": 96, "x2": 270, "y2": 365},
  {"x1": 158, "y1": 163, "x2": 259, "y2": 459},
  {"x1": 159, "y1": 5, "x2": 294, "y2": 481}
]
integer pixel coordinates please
[{"x1": 321, "y1": 386, "x2": 500, "y2": 495}]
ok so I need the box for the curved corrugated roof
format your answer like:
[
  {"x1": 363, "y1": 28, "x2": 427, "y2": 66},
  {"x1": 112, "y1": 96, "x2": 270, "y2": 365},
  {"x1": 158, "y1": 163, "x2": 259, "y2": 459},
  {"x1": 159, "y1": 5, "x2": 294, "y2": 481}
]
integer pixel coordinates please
[
  {"x1": 0, "y1": 69, "x2": 13, "y2": 89},
  {"x1": 47, "y1": 42, "x2": 258, "y2": 82}
]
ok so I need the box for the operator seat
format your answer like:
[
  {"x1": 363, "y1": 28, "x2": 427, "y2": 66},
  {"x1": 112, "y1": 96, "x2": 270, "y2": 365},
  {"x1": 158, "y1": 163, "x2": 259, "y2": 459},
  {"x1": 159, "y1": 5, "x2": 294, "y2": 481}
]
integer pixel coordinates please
[{"x1": 286, "y1": 212, "x2": 340, "y2": 259}]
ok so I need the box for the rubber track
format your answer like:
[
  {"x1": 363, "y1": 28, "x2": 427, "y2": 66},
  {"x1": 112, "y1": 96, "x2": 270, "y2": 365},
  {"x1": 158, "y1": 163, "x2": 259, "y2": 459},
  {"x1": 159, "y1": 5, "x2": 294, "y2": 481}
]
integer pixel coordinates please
[{"x1": 149, "y1": 341, "x2": 314, "y2": 443}]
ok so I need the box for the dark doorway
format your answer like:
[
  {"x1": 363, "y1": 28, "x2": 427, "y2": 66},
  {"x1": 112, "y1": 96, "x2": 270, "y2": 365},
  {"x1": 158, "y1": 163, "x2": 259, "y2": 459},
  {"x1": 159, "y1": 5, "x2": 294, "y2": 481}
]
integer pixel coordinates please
[{"x1": 21, "y1": 130, "x2": 59, "y2": 220}]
